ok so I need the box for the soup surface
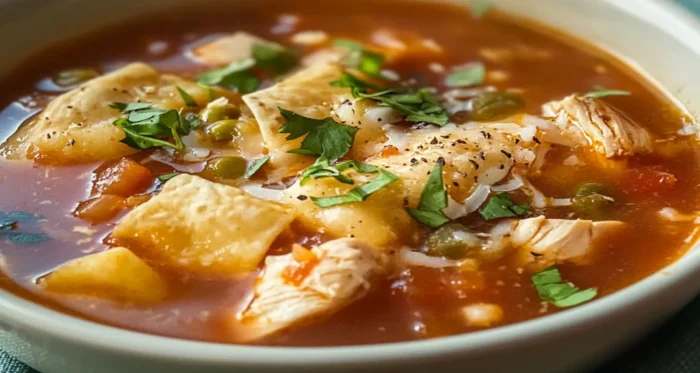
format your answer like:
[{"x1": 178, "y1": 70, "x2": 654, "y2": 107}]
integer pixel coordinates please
[{"x1": 0, "y1": 0, "x2": 699, "y2": 346}]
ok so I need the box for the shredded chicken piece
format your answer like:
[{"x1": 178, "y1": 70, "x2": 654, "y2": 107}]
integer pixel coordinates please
[
  {"x1": 542, "y1": 95, "x2": 653, "y2": 157},
  {"x1": 492, "y1": 216, "x2": 624, "y2": 272},
  {"x1": 234, "y1": 238, "x2": 383, "y2": 341}
]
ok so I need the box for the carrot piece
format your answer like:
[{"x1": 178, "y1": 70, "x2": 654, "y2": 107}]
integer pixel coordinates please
[
  {"x1": 95, "y1": 158, "x2": 154, "y2": 197},
  {"x1": 74, "y1": 194, "x2": 125, "y2": 224},
  {"x1": 378, "y1": 145, "x2": 400, "y2": 157}
]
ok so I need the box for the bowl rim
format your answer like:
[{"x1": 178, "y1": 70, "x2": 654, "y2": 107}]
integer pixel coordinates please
[{"x1": 2, "y1": 0, "x2": 700, "y2": 368}]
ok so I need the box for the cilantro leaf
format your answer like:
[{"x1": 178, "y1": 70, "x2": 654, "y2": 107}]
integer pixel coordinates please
[
  {"x1": 279, "y1": 108, "x2": 358, "y2": 162},
  {"x1": 311, "y1": 169, "x2": 398, "y2": 207},
  {"x1": 245, "y1": 155, "x2": 271, "y2": 178},
  {"x1": 252, "y1": 42, "x2": 298, "y2": 74},
  {"x1": 176, "y1": 86, "x2": 198, "y2": 107},
  {"x1": 532, "y1": 266, "x2": 598, "y2": 308},
  {"x1": 196, "y1": 58, "x2": 260, "y2": 93},
  {"x1": 109, "y1": 102, "x2": 153, "y2": 112},
  {"x1": 333, "y1": 39, "x2": 386, "y2": 76},
  {"x1": 445, "y1": 64, "x2": 485, "y2": 87},
  {"x1": 300, "y1": 159, "x2": 379, "y2": 186},
  {"x1": 407, "y1": 160, "x2": 450, "y2": 228},
  {"x1": 110, "y1": 103, "x2": 200, "y2": 150},
  {"x1": 158, "y1": 172, "x2": 180, "y2": 182},
  {"x1": 471, "y1": 0, "x2": 493, "y2": 18},
  {"x1": 584, "y1": 86, "x2": 631, "y2": 99},
  {"x1": 479, "y1": 192, "x2": 530, "y2": 220},
  {"x1": 0, "y1": 210, "x2": 50, "y2": 245},
  {"x1": 335, "y1": 73, "x2": 449, "y2": 126}
]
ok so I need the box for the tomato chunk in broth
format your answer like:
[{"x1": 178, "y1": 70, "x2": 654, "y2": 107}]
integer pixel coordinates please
[{"x1": 0, "y1": 0, "x2": 698, "y2": 346}]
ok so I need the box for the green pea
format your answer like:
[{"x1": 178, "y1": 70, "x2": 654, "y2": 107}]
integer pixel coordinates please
[
  {"x1": 200, "y1": 104, "x2": 240, "y2": 123},
  {"x1": 576, "y1": 183, "x2": 607, "y2": 197},
  {"x1": 572, "y1": 194, "x2": 612, "y2": 219},
  {"x1": 427, "y1": 223, "x2": 477, "y2": 259},
  {"x1": 470, "y1": 91, "x2": 524, "y2": 121},
  {"x1": 53, "y1": 68, "x2": 99, "y2": 87},
  {"x1": 206, "y1": 156, "x2": 247, "y2": 179},
  {"x1": 206, "y1": 120, "x2": 240, "y2": 142}
]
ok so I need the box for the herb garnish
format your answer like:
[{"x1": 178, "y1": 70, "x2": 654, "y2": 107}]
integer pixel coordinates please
[
  {"x1": 333, "y1": 39, "x2": 385, "y2": 76},
  {"x1": 252, "y1": 42, "x2": 298, "y2": 75},
  {"x1": 531, "y1": 266, "x2": 598, "y2": 308},
  {"x1": 471, "y1": 0, "x2": 493, "y2": 18},
  {"x1": 445, "y1": 63, "x2": 485, "y2": 88},
  {"x1": 157, "y1": 172, "x2": 180, "y2": 182},
  {"x1": 584, "y1": 86, "x2": 631, "y2": 99},
  {"x1": 0, "y1": 211, "x2": 49, "y2": 245},
  {"x1": 331, "y1": 72, "x2": 449, "y2": 126},
  {"x1": 197, "y1": 58, "x2": 260, "y2": 94},
  {"x1": 176, "y1": 86, "x2": 198, "y2": 107},
  {"x1": 311, "y1": 169, "x2": 399, "y2": 207},
  {"x1": 479, "y1": 192, "x2": 529, "y2": 220},
  {"x1": 110, "y1": 102, "x2": 200, "y2": 150},
  {"x1": 278, "y1": 108, "x2": 358, "y2": 162},
  {"x1": 407, "y1": 160, "x2": 450, "y2": 228},
  {"x1": 245, "y1": 155, "x2": 271, "y2": 178},
  {"x1": 300, "y1": 158, "x2": 380, "y2": 186},
  {"x1": 197, "y1": 42, "x2": 298, "y2": 93}
]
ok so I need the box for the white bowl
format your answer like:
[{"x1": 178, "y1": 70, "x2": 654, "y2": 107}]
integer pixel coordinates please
[{"x1": 1, "y1": 1, "x2": 700, "y2": 372}]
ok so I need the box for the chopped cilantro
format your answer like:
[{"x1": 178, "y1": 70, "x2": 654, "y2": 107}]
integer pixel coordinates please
[
  {"x1": 196, "y1": 58, "x2": 260, "y2": 93},
  {"x1": 584, "y1": 86, "x2": 631, "y2": 99},
  {"x1": 532, "y1": 266, "x2": 598, "y2": 308},
  {"x1": 445, "y1": 64, "x2": 485, "y2": 87},
  {"x1": 300, "y1": 158, "x2": 379, "y2": 186},
  {"x1": 479, "y1": 192, "x2": 530, "y2": 220},
  {"x1": 279, "y1": 108, "x2": 358, "y2": 162},
  {"x1": 6, "y1": 232, "x2": 50, "y2": 244},
  {"x1": 471, "y1": 0, "x2": 493, "y2": 18},
  {"x1": 311, "y1": 169, "x2": 398, "y2": 207},
  {"x1": 333, "y1": 39, "x2": 386, "y2": 76},
  {"x1": 332, "y1": 72, "x2": 448, "y2": 126},
  {"x1": 245, "y1": 155, "x2": 271, "y2": 178},
  {"x1": 110, "y1": 102, "x2": 200, "y2": 150},
  {"x1": 157, "y1": 172, "x2": 180, "y2": 182},
  {"x1": 407, "y1": 160, "x2": 450, "y2": 228},
  {"x1": 252, "y1": 42, "x2": 298, "y2": 74},
  {"x1": 176, "y1": 86, "x2": 198, "y2": 107}
]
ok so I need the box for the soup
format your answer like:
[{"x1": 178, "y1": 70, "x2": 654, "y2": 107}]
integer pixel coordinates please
[{"x1": 0, "y1": 0, "x2": 698, "y2": 347}]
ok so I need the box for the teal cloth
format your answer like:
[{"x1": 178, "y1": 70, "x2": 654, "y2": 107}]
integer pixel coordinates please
[{"x1": 3, "y1": 0, "x2": 700, "y2": 372}]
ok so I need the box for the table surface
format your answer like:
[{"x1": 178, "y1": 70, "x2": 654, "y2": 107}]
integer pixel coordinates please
[{"x1": 3, "y1": 0, "x2": 700, "y2": 372}]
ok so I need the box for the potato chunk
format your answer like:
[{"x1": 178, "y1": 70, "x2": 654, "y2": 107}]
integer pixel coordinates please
[
  {"x1": 39, "y1": 247, "x2": 167, "y2": 304},
  {"x1": 1, "y1": 63, "x2": 210, "y2": 164},
  {"x1": 111, "y1": 174, "x2": 297, "y2": 275}
]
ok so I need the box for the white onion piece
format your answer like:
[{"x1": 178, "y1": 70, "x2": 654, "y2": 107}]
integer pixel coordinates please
[
  {"x1": 182, "y1": 147, "x2": 211, "y2": 162},
  {"x1": 678, "y1": 121, "x2": 699, "y2": 136},
  {"x1": 290, "y1": 31, "x2": 328, "y2": 45},
  {"x1": 443, "y1": 86, "x2": 494, "y2": 100},
  {"x1": 513, "y1": 172, "x2": 547, "y2": 209},
  {"x1": 464, "y1": 184, "x2": 492, "y2": 213},
  {"x1": 658, "y1": 207, "x2": 700, "y2": 223},
  {"x1": 372, "y1": 30, "x2": 406, "y2": 50},
  {"x1": 399, "y1": 248, "x2": 458, "y2": 268},
  {"x1": 550, "y1": 198, "x2": 573, "y2": 207},
  {"x1": 521, "y1": 114, "x2": 572, "y2": 146},
  {"x1": 490, "y1": 178, "x2": 524, "y2": 192},
  {"x1": 442, "y1": 184, "x2": 491, "y2": 220},
  {"x1": 365, "y1": 107, "x2": 403, "y2": 125},
  {"x1": 445, "y1": 100, "x2": 472, "y2": 114},
  {"x1": 241, "y1": 182, "x2": 285, "y2": 201}
]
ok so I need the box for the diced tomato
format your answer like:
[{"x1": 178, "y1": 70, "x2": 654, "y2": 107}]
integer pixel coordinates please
[
  {"x1": 94, "y1": 158, "x2": 154, "y2": 197},
  {"x1": 378, "y1": 145, "x2": 400, "y2": 158},
  {"x1": 621, "y1": 166, "x2": 677, "y2": 197},
  {"x1": 74, "y1": 194, "x2": 125, "y2": 224},
  {"x1": 282, "y1": 245, "x2": 320, "y2": 286}
]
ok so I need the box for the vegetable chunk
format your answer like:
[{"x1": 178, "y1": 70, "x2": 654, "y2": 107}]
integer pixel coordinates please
[
  {"x1": 111, "y1": 174, "x2": 297, "y2": 274},
  {"x1": 235, "y1": 238, "x2": 383, "y2": 341},
  {"x1": 39, "y1": 247, "x2": 167, "y2": 304},
  {"x1": 1, "y1": 63, "x2": 209, "y2": 164}
]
